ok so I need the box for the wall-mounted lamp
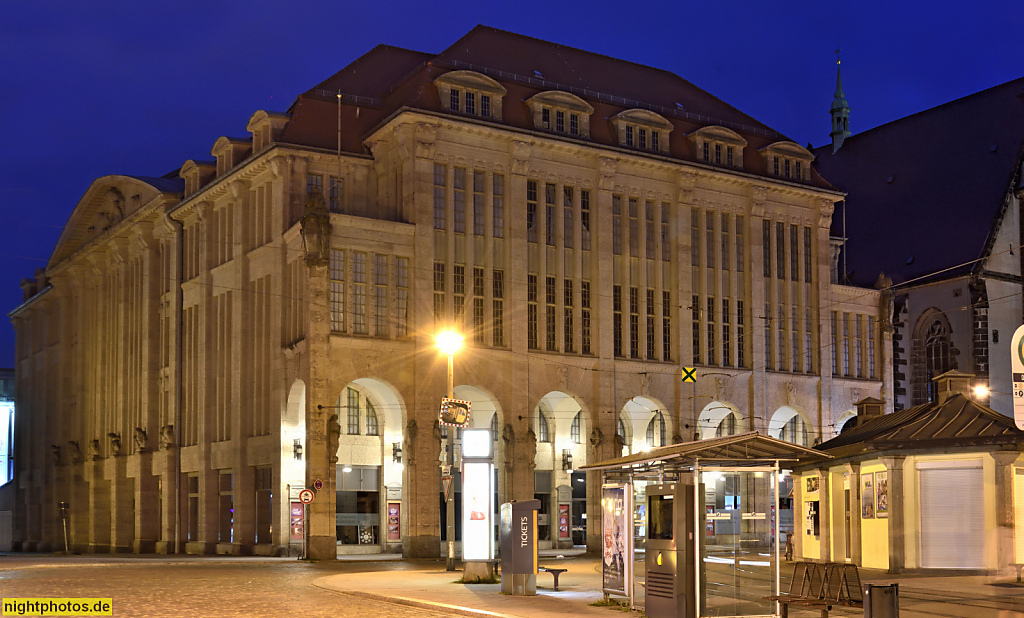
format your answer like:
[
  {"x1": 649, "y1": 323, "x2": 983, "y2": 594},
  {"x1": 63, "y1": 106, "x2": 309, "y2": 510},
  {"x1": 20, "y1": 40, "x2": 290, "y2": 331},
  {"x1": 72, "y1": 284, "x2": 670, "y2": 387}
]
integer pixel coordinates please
[
  {"x1": 562, "y1": 449, "x2": 573, "y2": 472},
  {"x1": 393, "y1": 442, "x2": 403, "y2": 464},
  {"x1": 293, "y1": 439, "x2": 303, "y2": 460}
]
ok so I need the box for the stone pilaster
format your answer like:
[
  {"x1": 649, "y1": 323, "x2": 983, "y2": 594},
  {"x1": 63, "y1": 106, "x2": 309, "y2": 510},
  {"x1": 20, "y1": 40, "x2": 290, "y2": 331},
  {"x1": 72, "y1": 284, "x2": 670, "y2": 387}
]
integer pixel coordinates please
[
  {"x1": 879, "y1": 456, "x2": 906, "y2": 573},
  {"x1": 817, "y1": 467, "x2": 832, "y2": 562},
  {"x1": 992, "y1": 451, "x2": 1020, "y2": 574},
  {"x1": 846, "y1": 463, "x2": 862, "y2": 566}
]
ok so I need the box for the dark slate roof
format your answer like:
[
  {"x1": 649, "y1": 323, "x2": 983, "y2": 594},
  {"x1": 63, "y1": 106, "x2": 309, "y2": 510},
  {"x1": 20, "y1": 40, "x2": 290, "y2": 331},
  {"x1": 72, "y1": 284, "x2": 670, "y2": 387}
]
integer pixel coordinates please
[
  {"x1": 126, "y1": 176, "x2": 184, "y2": 193},
  {"x1": 816, "y1": 394, "x2": 1024, "y2": 459},
  {"x1": 281, "y1": 25, "x2": 832, "y2": 188},
  {"x1": 813, "y1": 77, "x2": 1024, "y2": 286}
]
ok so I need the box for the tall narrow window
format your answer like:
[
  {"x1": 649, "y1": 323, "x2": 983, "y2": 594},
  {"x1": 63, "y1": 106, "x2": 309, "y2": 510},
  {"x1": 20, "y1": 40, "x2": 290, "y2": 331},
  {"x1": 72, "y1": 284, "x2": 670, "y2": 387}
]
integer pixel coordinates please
[
  {"x1": 629, "y1": 198, "x2": 639, "y2": 257},
  {"x1": 714, "y1": 143, "x2": 722, "y2": 164},
  {"x1": 528, "y1": 274, "x2": 539, "y2": 350},
  {"x1": 433, "y1": 164, "x2": 446, "y2": 230},
  {"x1": 473, "y1": 268, "x2": 485, "y2": 344},
  {"x1": 481, "y1": 95, "x2": 491, "y2": 118},
  {"x1": 790, "y1": 225, "x2": 800, "y2": 281},
  {"x1": 646, "y1": 201, "x2": 655, "y2": 260},
  {"x1": 776, "y1": 222, "x2": 785, "y2": 280},
  {"x1": 465, "y1": 91, "x2": 476, "y2": 115},
  {"x1": 555, "y1": 110, "x2": 565, "y2": 133},
  {"x1": 613, "y1": 285, "x2": 623, "y2": 357},
  {"x1": 563, "y1": 187, "x2": 574, "y2": 249},
  {"x1": 546, "y1": 276, "x2": 557, "y2": 351},
  {"x1": 707, "y1": 297, "x2": 716, "y2": 366},
  {"x1": 433, "y1": 262, "x2": 445, "y2": 325},
  {"x1": 329, "y1": 176, "x2": 343, "y2": 213},
  {"x1": 353, "y1": 252, "x2": 367, "y2": 335},
  {"x1": 564, "y1": 279, "x2": 575, "y2": 353},
  {"x1": 571, "y1": 412, "x2": 581, "y2": 443},
  {"x1": 581, "y1": 190, "x2": 591, "y2": 251},
  {"x1": 831, "y1": 311, "x2": 839, "y2": 376},
  {"x1": 581, "y1": 280, "x2": 592, "y2": 355},
  {"x1": 473, "y1": 171, "x2": 485, "y2": 236},
  {"x1": 661, "y1": 203, "x2": 671, "y2": 262},
  {"x1": 855, "y1": 315, "x2": 864, "y2": 377},
  {"x1": 762, "y1": 220, "x2": 771, "y2": 278},
  {"x1": 526, "y1": 181, "x2": 538, "y2": 243},
  {"x1": 537, "y1": 412, "x2": 550, "y2": 443},
  {"x1": 662, "y1": 291, "x2": 672, "y2": 361},
  {"x1": 306, "y1": 173, "x2": 323, "y2": 197},
  {"x1": 736, "y1": 215, "x2": 745, "y2": 272},
  {"x1": 493, "y1": 174, "x2": 504, "y2": 238},
  {"x1": 330, "y1": 250, "x2": 345, "y2": 333},
  {"x1": 374, "y1": 254, "x2": 387, "y2": 337},
  {"x1": 692, "y1": 295, "x2": 701, "y2": 364},
  {"x1": 347, "y1": 388, "x2": 360, "y2": 435},
  {"x1": 804, "y1": 227, "x2": 813, "y2": 282},
  {"x1": 630, "y1": 287, "x2": 640, "y2": 358},
  {"x1": 706, "y1": 212, "x2": 715, "y2": 269},
  {"x1": 702, "y1": 142, "x2": 710, "y2": 162},
  {"x1": 613, "y1": 196, "x2": 623, "y2": 255},
  {"x1": 691, "y1": 208, "x2": 700, "y2": 267},
  {"x1": 542, "y1": 107, "x2": 550, "y2": 128},
  {"x1": 638, "y1": 128, "x2": 647, "y2": 149},
  {"x1": 450, "y1": 89, "x2": 460, "y2": 112},
  {"x1": 778, "y1": 303, "x2": 787, "y2": 371},
  {"x1": 570, "y1": 113, "x2": 579, "y2": 135},
  {"x1": 805, "y1": 307, "x2": 813, "y2": 373},
  {"x1": 868, "y1": 316, "x2": 877, "y2": 378},
  {"x1": 726, "y1": 146, "x2": 734, "y2": 167},
  {"x1": 625, "y1": 125, "x2": 634, "y2": 147},
  {"x1": 395, "y1": 257, "x2": 409, "y2": 337},
  {"x1": 842, "y1": 313, "x2": 851, "y2": 376},
  {"x1": 652, "y1": 131, "x2": 659, "y2": 151},
  {"x1": 791, "y1": 307, "x2": 800, "y2": 372},
  {"x1": 737, "y1": 300, "x2": 745, "y2": 368},
  {"x1": 545, "y1": 183, "x2": 556, "y2": 246},
  {"x1": 722, "y1": 299, "x2": 731, "y2": 367},
  {"x1": 721, "y1": 213, "x2": 730, "y2": 271},
  {"x1": 646, "y1": 289, "x2": 656, "y2": 359},
  {"x1": 453, "y1": 264, "x2": 466, "y2": 329},
  {"x1": 453, "y1": 167, "x2": 466, "y2": 234},
  {"x1": 492, "y1": 270, "x2": 505, "y2": 347},
  {"x1": 765, "y1": 303, "x2": 773, "y2": 371},
  {"x1": 365, "y1": 400, "x2": 379, "y2": 436}
]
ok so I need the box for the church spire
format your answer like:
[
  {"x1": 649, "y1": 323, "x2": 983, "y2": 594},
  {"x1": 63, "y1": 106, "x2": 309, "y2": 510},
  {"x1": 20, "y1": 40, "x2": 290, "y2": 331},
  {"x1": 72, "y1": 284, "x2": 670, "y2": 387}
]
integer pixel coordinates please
[{"x1": 830, "y1": 51, "x2": 851, "y2": 153}]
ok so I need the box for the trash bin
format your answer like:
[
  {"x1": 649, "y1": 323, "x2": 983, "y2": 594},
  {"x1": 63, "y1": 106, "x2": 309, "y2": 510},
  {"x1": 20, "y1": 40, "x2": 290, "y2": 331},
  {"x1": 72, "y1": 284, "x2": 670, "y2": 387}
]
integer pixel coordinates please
[{"x1": 863, "y1": 583, "x2": 898, "y2": 618}]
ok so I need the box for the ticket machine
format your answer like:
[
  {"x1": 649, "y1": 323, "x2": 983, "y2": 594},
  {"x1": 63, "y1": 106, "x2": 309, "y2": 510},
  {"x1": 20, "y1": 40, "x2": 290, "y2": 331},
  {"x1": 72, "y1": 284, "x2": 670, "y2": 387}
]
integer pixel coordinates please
[{"x1": 645, "y1": 482, "x2": 704, "y2": 618}]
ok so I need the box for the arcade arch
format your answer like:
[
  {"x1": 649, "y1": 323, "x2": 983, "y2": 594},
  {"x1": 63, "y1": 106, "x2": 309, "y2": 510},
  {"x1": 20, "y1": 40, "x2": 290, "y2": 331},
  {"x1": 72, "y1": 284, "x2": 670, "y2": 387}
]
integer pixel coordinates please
[
  {"x1": 533, "y1": 391, "x2": 586, "y2": 548},
  {"x1": 697, "y1": 401, "x2": 743, "y2": 440},
  {"x1": 619, "y1": 396, "x2": 671, "y2": 453},
  {"x1": 768, "y1": 406, "x2": 813, "y2": 446}
]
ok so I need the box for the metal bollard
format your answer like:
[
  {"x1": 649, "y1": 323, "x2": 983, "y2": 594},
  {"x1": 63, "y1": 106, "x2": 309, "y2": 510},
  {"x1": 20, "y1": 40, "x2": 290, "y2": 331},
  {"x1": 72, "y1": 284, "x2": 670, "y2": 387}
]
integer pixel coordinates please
[{"x1": 863, "y1": 583, "x2": 899, "y2": 618}]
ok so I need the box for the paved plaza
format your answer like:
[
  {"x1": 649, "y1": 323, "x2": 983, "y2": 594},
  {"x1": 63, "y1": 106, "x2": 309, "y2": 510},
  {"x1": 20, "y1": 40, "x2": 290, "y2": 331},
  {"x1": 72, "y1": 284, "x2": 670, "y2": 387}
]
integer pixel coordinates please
[{"x1": 3, "y1": 553, "x2": 1024, "y2": 617}]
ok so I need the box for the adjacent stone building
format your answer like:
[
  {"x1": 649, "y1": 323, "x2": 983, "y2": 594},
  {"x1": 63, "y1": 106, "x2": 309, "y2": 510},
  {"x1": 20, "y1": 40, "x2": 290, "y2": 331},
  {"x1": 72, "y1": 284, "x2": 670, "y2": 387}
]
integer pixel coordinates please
[{"x1": 5, "y1": 26, "x2": 887, "y2": 558}]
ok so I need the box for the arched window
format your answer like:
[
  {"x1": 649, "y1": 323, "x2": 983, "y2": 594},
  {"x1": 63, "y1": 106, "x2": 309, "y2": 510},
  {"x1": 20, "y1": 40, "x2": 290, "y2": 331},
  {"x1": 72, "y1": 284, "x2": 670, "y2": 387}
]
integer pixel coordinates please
[
  {"x1": 365, "y1": 400, "x2": 379, "y2": 436},
  {"x1": 913, "y1": 311, "x2": 954, "y2": 405},
  {"x1": 616, "y1": 417, "x2": 627, "y2": 454},
  {"x1": 646, "y1": 412, "x2": 666, "y2": 447},
  {"x1": 346, "y1": 388, "x2": 360, "y2": 435},
  {"x1": 780, "y1": 415, "x2": 808, "y2": 446},
  {"x1": 537, "y1": 411, "x2": 550, "y2": 443},
  {"x1": 570, "y1": 412, "x2": 581, "y2": 444},
  {"x1": 715, "y1": 412, "x2": 738, "y2": 438},
  {"x1": 924, "y1": 320, "x2": 951, "y2": 402}
]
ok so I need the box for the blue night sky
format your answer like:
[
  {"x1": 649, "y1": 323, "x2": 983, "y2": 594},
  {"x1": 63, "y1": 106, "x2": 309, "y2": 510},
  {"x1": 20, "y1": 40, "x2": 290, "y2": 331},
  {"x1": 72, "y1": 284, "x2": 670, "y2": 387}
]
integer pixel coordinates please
[{"x1": 0, "y1": 0, "x2": 1021, "y2": 367}]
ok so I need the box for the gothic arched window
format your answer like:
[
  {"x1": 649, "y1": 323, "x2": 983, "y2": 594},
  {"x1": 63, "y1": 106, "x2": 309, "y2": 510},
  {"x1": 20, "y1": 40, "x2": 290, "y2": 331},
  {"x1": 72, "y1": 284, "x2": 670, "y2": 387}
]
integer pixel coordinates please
[{"x1": 924, "y1": 320, "x2": 951, "y2": 402}]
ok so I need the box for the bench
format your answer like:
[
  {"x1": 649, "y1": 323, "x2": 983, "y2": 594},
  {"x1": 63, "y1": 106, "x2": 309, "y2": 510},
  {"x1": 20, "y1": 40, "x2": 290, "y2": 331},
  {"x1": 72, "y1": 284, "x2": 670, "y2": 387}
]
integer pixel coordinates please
[
  {"x1": 764, "y1": 561, "x2": 864, "y2": 618},
  {"x1": 537, "y1": 566, "x2": 568, "y2": 591}
]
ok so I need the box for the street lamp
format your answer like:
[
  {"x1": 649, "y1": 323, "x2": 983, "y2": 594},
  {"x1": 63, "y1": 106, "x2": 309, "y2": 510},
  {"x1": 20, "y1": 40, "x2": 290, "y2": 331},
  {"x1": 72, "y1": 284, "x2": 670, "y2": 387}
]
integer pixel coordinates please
[{"x1": 436, "y1": 329, "x2": 463, "y2": 571}]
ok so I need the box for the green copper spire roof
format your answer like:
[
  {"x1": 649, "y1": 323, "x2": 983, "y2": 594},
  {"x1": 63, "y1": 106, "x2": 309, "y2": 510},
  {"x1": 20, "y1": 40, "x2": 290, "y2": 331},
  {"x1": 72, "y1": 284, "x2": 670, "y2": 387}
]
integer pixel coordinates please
[{"x1": 831, "y1": 61, "x2": 849, "y2": 112}]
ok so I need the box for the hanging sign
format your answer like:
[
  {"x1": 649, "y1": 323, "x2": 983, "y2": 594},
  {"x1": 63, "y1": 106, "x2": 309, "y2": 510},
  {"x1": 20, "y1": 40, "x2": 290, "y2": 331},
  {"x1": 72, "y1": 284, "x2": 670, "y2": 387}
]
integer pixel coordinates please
[{"x1": 1012, "y1": 325, "x2": 1024, "y2": 430}]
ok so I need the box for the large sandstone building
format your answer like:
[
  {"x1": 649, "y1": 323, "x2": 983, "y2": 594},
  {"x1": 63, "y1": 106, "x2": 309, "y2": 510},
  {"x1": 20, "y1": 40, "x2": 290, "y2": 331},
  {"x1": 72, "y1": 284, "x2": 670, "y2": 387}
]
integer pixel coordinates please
[{"x1": 5, "y1": 27, "x2": 887, "y2": 558}]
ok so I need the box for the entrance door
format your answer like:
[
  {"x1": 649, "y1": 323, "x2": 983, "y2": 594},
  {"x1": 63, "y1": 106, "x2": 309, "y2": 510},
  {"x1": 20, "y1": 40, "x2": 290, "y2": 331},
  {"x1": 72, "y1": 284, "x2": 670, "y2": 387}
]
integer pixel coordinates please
[{"x1": 919, "y1": 465, "x2": 983, "y2": 568}]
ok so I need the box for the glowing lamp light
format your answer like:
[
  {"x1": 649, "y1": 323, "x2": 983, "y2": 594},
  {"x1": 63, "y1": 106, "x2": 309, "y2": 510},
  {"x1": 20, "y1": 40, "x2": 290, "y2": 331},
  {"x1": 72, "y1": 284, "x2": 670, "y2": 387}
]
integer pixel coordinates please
[
  {"x1": 436, "y1": 330, "x2": 464, "y2": 355},
  {"x1": 972, "y1": 384, "x2": 990, "y2": 399}
]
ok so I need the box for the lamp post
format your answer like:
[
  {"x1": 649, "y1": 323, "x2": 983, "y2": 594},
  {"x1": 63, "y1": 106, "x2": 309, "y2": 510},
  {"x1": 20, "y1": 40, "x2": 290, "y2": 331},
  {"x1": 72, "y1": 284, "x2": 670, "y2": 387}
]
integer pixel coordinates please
[{"x1": 436, "y1": 330, "x2": 463, "y2": 571}]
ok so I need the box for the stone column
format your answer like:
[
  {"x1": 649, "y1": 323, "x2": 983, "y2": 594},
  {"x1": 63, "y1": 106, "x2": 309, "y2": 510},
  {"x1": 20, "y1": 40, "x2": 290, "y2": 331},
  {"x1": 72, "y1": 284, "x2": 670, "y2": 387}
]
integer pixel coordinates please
[
  {"x1": 846, "y1": 463, "x2": 862, "y2": 566},
  {"x1": 992, "y1": 451, "x2": 1019, "y2": 574},
  {"x1": 305, "y1": 249, "x2": 336, "y2": 560},
  {"x1": 817, "y1": 467, "x2": 832, "y2": 562},
  {"x1": 793, "y1": 473, "x2": 803, "y2": 560},
  {"x1": 879, "y1": 456, "x2": 906, "y2": 573}
]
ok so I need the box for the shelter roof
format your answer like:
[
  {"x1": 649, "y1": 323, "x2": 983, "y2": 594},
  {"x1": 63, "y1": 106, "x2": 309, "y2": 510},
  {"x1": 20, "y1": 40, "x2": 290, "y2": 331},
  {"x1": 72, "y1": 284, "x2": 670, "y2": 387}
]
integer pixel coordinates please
[
  {"x1": 813, "y1": 76, "x2": 1024, "y2": 286},
  {"x1": 581, "y1": 432, "x2": 831, "y2": 472}
]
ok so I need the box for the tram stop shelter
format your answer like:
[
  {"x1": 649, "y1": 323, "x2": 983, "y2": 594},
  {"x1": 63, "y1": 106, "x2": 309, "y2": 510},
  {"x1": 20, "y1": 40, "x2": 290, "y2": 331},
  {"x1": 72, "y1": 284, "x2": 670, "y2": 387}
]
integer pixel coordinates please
[{"x1": 581, "y1": 431, "x2": 831, "y2": 618}]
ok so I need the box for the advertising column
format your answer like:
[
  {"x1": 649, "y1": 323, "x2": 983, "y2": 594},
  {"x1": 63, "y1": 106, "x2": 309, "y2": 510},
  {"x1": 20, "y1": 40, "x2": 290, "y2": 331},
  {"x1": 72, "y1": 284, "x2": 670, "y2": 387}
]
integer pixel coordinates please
[
  {"x1": 461, "y1": 429, "x2": 494, "y2": 581},
  {"x1": 602, "y1": 483, "x2": 633, "y2": 598}
]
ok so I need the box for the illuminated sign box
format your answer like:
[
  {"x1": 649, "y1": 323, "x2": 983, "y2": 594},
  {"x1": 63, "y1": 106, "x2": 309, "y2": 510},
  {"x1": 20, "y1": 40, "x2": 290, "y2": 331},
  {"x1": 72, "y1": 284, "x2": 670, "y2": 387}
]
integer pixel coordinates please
[{"x1": 462, "y1": 429, "x2": 492, "y2": 459}]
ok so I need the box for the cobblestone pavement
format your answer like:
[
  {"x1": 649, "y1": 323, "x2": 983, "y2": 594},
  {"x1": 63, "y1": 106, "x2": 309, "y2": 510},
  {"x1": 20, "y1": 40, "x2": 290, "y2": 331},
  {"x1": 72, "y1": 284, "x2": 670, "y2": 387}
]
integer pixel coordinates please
[{"x1": 0, "y1": 556, "x2": 453, "y2": 617}]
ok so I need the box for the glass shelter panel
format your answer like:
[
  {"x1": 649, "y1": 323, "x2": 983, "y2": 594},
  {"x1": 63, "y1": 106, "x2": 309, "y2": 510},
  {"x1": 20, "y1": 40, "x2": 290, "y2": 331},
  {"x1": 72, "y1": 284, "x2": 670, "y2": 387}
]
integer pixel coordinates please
[{"x1": 700, "y1": 469, "x2": 777, "y2": 617}]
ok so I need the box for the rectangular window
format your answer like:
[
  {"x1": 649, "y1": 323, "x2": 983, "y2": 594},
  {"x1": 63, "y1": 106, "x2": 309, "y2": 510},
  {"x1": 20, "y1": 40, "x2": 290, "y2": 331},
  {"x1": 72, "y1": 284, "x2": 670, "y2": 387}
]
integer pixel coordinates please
[
  {"x1": 662, "y1": 291, "x2": 672, "y2": 361},
  {"x1": 790, "y1": 224, "x2": 800, "y2": 281},
  {"x1": 453, "y1": 167, "x2": 466, "y2": 234},
  {"x1": 702, "y1": 142, "x2": 710, "y2": 162},
  {"x1": 254, "y1": 467, "x2": 273, "y2": 544},
  {"x1": 453, "y1": 264, "x2": 466, "y2": 328},
  {"x1": 581, "y1": 190, "x2": 591, "y2": 251},
  {"x1": 784, "y1": 158, "x2": 791, "y2": 178},
  {"x1": 612, "y1": 195, "x2": 623, "y2": 255},
  {"x1": 563, "y1": 186, "x2": 574, "y2": 249},
  {"x1": 652, "y1": 131, "x2": 660, "y2": 151},
  {"x1": 528, "y1": 274, "x2": 539, "y2": 350},
  {"x1": 630, "y1": 287, "x2": 640, "y2": 358},
  {"x1": 330, "y1": 249, "x2": 345, "y2": 333},
  {"x1": 715, "y1": 143, "x2": 722, "y2": 164},
  {"x1": 646, "y1": 201, "x2": 655, "y2": 260},
  {"x1": 433, "y1": 262, "x2": 445, "y2": 325},
  {"x1": 564, "y1": 279, "x2": 575, "y2": 353},
  {"x1": 450, "y1": 89, "x2": 460, "y2": 112},
  {"x1": 493, "y1": 174, "x2": 504, "y2": 238},
  {"x1": 473, "y1": 171, "x2": 485, "y2": 236},
  {"x1": 542, "y1": 107, "x2": 550, "y2": 129},
  {"x1": 481, "y1": 94, "x2": 491, "y2": 117},
  {"x1": 855, "y1": 315, "x2": 864, "y2": 377},
  {"x1": 546, "y1": 277, "x2": 557, "y2": 351},
  {"x1": 691, "y1": 295, "x2": 701, "y2": 364},
  {"x1": 691, "y1": 208, "x2": 700, "y2": 267},
  {"x1": 868, "y1": 316, "x2": 877, "y2": 378},
  {"x1": 791, "y1": 307, "x2": 800, "y2": 372},
  {"x1": 720, "y1": 213, "x2": 730, "y2": 271},
  {"x1": 737, "y1": 300, "x2": 745, "y2": 368},
  {"x1": 776, "y1": 221, "x2": 785, "y2": 280},
  {"x1": 581, "y1": 281, "x2": 592, "y2": 355},
  {"x1": 795, "y1": 160, "x2": 802, "y2": 180},
  {"x1": 465, "y1": 91, "x2": 476, "y2": 115},
  {"x1": 727, "y1": 146, "x2": 734, "y2": 167},
  {"x1": 638, "y1": 128, "x2": 647, "y2": 149},
  {"x1": 625, "y1": 125, "x2": 634, "y2": 147},
  {"x1": 306, "y1": 173, "x2": 323, "y2": 196},
  {"x1": 705, "y1": 211, "x2": 715, "y2": 269},
  {"x1": 347, "y1": 388, "x2": 360, "y2": 435},
  {"x1": 773, "y1": 156, "x2": 779, "y2": 176},
  {"x1": 736, "y1": 215, "x2": 744, "y2": 272},
  {"x1": 218, "y1": 472, "x2": 233, "y2": 543},
  {"x1": 613, "y1": 285, "x2": 623, "y2": 357},
  {"x1": 353, "y1": 252, "x2": 367, "y2": 335},
  {"x1": 778, "y1": 303, "x2": 787, "y2": 371},
  {"x1": 526, "y1": 180, "x2": 538, "y2": 243},
  {"x1": 555, "y1": 110, "x2": 565, "y2": 133},
  {"x1": 433, "y1": 164, "x2": 446, "y2": 230},
  {"x1": 765, "y1": 303, "x2": 773, "y2": 371},
  {"x1": 722, "y1": 299, "x2": 731, "y2": 367},
  {"x1": 492, "y1": 271, "x2": 504, "y2": 347},
  {"x1": 762, "y1": 219, "x2": 771, "y2": 278},
  {"x1": 804, "y1": 227, "x2": 813, "y2": 283},
  {"x1": 473, "y1": 268, "x2": 485, "y2": 343},
  {"x1": 395, "y1": 257, "x2": 409, "y2": 337},
  {"x1": 842, "y1": 313, "x2": 851, "y2": 376},
  {"x1": 570, "y1": 113, "x2": 579, "y2": 135},
  {"x1": 545, "y1": 183, "x2": 556, "y2": 246},
  {"x1": 707, "y1": 297, "x2": 716, "y2": 366},
  {"x1": 831, "y1": 311, "x2": 839, "y2": 376},
  {"x1": 329, "y1": 176, "x2": 343, "y2": 213},
  {"x1": 629, "y1": 198, "x2": 639, "y2": 257},
  {"x1": 662, "y1": 203, "x2": 671, "y2": 262},
  {"x1": 646, "y1": 289, "x2": 656, "y2": 359},
  {"x1": 374, "y1": 254, "x2": 387, "y2": 337},
  {"x1": 805, "y1": 307, "x2": 813, "y2": 373}
]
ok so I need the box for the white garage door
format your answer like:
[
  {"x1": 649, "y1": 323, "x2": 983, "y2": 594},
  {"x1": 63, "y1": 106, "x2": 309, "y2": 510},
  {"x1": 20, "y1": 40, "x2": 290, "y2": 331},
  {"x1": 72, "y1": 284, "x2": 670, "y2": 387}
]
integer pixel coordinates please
[{"x1": 919, "y1": 464, "x2": 984, "y2": 568}]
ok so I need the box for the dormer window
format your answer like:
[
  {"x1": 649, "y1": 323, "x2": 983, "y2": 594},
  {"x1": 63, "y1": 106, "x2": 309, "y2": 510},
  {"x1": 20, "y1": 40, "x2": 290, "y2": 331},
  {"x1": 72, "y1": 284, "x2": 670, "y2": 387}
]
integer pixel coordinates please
[
  {"x1": 611, "y1": 109, "x2": 673, "y2": 154},
  {"x1": 688, "y1": 126, "x2": 748, "y2": 169},
  {"x1": 759, "y1": 141, "x2": 814, "y2": 182},
  {"x1": 434, "y1": 70, "x2": 507, "y2": 121},
  {"x1": 526, "y1": 91, "x2": 594, "y2": 138}
]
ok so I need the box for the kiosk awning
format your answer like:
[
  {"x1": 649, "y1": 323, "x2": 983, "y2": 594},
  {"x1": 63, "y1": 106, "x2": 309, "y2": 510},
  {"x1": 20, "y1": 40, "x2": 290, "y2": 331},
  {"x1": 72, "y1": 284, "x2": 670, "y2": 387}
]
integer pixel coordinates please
[{"x1": 580, "y1": 431, "x2": 832, "y2": 472}]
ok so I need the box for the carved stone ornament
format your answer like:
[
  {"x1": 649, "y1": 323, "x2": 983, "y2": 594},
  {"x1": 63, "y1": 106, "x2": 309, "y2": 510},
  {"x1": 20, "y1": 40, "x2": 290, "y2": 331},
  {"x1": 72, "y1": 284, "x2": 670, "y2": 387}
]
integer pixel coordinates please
[
  {"x1": 67, "y1": 441, "x2": 81, "y2": 462},
  {"x1": 589, "y1": 426, "x2": 604, "y2": 448},
  {"x1": 89, "y1": 439, "x2": 101, "y2": 460},
  {"x1": 89, "y1": 188, "x2": 126, "y2": 235},
  {"x1": 159, "y1": 425, "x2": 175, "y2": 449},
  {"x1": 300, "y1": 187, "x2": 331, "y2": 266},
  {"x1": 51, "y1": 444, "x2": 62, "y2": 466},
  {"x1": 133, "y1": 427, "x2": 148, "y2": 453},
  {"x1": 108, "y1": 432, "x2": 122, "y2": 456},
  {"x1": 328, "y1": 414, "x2": 342, "y2": 464},
  {"x1": 785, "y1": 382, "x2": 796, "y2": 406},
  {"x1": 511, "y1": 141, "x2": 531, "y2": 175},
  {"x1": 818, "y1": 198, "x2": 835, "y2": 229},
  {"x1": 556, "y1": 366, "x2": 568, "y2": 391}
]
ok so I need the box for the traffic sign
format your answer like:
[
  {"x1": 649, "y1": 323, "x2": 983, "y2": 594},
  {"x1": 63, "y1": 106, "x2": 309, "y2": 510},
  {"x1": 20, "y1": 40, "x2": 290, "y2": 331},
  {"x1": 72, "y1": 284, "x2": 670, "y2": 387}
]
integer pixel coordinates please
[
  {"x1": 299, "y1": 489, "x2": 315, "y2": 504},
  {"x1": 312, "y1": 479, "x2": 323, "y2": 491},
  {"x1": 441, "y1": 475, "x2": 454, "y2": 502},
  {"x1": 681, "y1": 367, "x2": 697, "y2": 383},
  {"x1": 1011, "y1": 325, "x2": 1024, "y2": 430}
]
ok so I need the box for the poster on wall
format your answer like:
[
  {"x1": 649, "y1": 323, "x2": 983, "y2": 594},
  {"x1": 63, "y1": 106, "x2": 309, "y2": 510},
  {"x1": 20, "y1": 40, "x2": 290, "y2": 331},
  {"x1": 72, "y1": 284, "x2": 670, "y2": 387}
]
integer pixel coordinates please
[
  {"x1": 875, "y1": 471, "x2": 889, "y2": 518},
  {"x1": 558, "y1": 504, "x2": 570, "y2": 540},
  {"x1": 290, "y1": 502, "x2": 304, "y2": 541},
  {"x1": 861, "y1": 474, "x2": 875, "y2": 519},
  {"x1": 602, "y1": 484, "x2": 631, "y2": 596},
  {"x1": 387, "y1": 502, "x2": 401, "y2": 541},
  {"x1": 804, "y1": 501, "x2": 819, "y2": 536},
  {"x1": 805, "y1": 476, "x2": 819, "y2": 494}
]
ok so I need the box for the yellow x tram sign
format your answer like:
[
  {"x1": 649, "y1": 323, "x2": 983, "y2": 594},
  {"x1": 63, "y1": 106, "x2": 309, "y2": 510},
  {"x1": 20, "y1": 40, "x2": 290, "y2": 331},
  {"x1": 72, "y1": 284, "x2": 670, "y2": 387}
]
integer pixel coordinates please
[{"x1": 681, "y1": 367, "x2": 697, "y2": 383}]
